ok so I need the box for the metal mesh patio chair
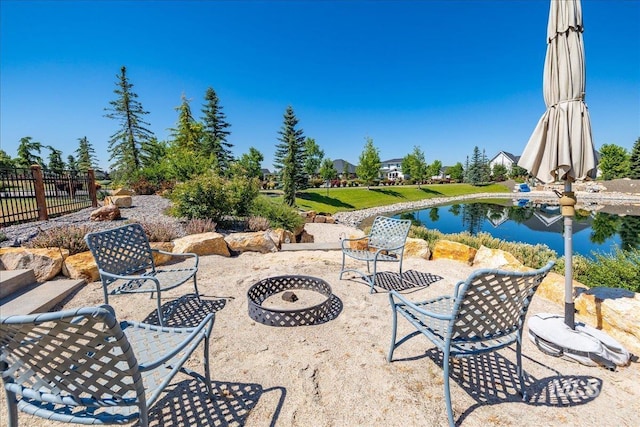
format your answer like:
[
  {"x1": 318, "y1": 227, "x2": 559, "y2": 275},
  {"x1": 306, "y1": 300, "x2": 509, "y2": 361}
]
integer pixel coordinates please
[
  {"x1": 0, "y1": 304, "x2": 214, "y2": 427},
  {"x1": 85, "y1": 223, "x2": 200, "y2": 326},
  {"x1": 339, "y1": 216, "x2": 412, "y2": 293},
  {"x1": 387, "y1": 261, "x2": 555, "y2": 427}
]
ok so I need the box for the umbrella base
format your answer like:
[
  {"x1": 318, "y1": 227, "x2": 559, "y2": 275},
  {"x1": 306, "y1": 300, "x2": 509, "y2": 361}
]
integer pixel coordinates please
[{"x1": 528, "y1": 313, "x2": 630, "y2": 370}]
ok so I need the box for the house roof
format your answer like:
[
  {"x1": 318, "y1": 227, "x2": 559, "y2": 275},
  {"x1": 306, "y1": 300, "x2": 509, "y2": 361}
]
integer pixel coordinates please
[
  {"x1": 381, "y1": 158, "x2": 404, "y2": 164},
  {"x1": 491, "y1": 151, "x2": 520, "y2": 163},
  {"x1": 333, "y1": 159, "x2": 356, "y2": 174}
]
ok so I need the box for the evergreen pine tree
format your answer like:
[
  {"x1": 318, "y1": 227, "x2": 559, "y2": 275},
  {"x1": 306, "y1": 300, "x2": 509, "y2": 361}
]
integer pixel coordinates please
[
  {"x1": 104, "y1": 66, "x2": 155, "y2": 183},
  {"x1": 201, "y1": 87, "x2": 233, "y2": 173},
  {"x1": 274, "y1": 106, "x2": 306, "y2": 206},
  {"x1": 46, "y1": 146, "x2": 65, "y2": 173},
  {"x1": 76, "y1": 136, "x2": 98, "y2": 172},
  {"x1": 170, "y1": 95, "x2": 203, "y2": 151},
  {"x1": 140, "y1": 138, "x2": 167, "y2": 168},
  {"x1": 467, "y1": 146, "x2": 484, "y2": 185},
  {"x1": 16, "y1": 136, "x2": 43, "y2": 168},
  {"x1": 0, "y1": 150, "x2": 15, "y2": 169},
  {"x1": 629, "y1": 137, "x2": 640, "y2": 179},
  {"x1": 67, "y1": 155, "x2": 78, "y2": 174},
  {"x1": 356, "y1": 137, "x2": 381, "y2": 189}
]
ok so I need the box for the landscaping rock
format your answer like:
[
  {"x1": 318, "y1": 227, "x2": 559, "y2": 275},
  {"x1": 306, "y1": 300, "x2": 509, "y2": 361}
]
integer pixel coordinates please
[
  {"x1": 0, "y1": 247, "x2": 68, "y2": 282},
  {"x1": 225, "y1": 231, "x2": 278, "y2": 254},
  {"x1": 472, "y1": 245, "x2": 523, "y2": 270},
  {"x1": 90, "y1": 204, "x2": 121, "y2": 221},
  {"x1": 173, "y1": 232, "x2": 230, "y2": 257},
  {"x1": 404, "y1": 238, "x2": 431, "y2": 260},
  {"x1": 104, "y1": 195, "x2": 132, "y2": 208},
  {"x1": 62, "y1": 251, "x2": 99, "y2": 282},
  {"x1": 149, "y1": 242, "x2": 175, "y2": 265},
  {"x1": 431, "y1": 240, "x2": 477, "y2": 265}
]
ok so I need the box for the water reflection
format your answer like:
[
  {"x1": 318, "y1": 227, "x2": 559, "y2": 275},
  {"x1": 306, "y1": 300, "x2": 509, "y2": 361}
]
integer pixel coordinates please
[{"x1": 397, "y1": 200, "x2": 640, "y2": 258}]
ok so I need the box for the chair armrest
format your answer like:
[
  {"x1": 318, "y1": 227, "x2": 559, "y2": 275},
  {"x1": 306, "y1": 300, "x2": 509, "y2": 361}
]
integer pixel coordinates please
[
  {"x1": 389, "y1": 290, "x2": 455, "y2": 321},
  {"x1": 99, "y1": 270, "x2": 162, "y2": 287},
  {"x1": 131, "y1": 313, "x2": 215, "y2": 371},
  {"x1": 150, "y1": 249, "x2": 199, "y2": 267},
  {"x1": 341, "y1": 236, "x2": 369, "y2": 250}
]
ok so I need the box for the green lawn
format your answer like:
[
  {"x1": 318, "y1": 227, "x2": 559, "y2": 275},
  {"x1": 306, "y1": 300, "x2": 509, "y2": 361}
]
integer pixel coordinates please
[{"x1": 279, "y1": 183, "x2": 511, "y2": 214}]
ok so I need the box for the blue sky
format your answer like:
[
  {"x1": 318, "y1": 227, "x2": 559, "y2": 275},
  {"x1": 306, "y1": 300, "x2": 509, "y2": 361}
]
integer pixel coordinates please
[{"x1": 1, "y1": 0, "x2": 638, "y2": 172}]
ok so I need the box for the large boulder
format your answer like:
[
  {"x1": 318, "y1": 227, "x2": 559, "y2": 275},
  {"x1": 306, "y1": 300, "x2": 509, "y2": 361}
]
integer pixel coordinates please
[
  {"x1": 172, "y1": 232, "x2": 230, "y2": 257},
  {"x1": 225, "y1": 231, "x2": 278, "y2": 254},
  {"x1": 472, "y1": 245, "x2": 524, "y2": 270},
  {"x1": 431, "y1": 240, "x2": 477, "y2": 265},
  {"x1": 0, "y1": 247, "x2": 68, "y2": 282},
  {"x1": 62, "y1": 251, "x2": 99, "y2": 282},
  {"x1": 149, "y1": 242, "x2": 175, "y2": 265},
  {"x1": 103, "y1": 195, "x2": 132, "y2": 208},
  {"x1": 268, "y1": 228, "x2": 295, "y2": 248},
  {"x1": 111, "y1": 188, "x2": 133, "y2": 196},
  {"x1": 404, "y1": 238, "x2": 431, "y2": 260},
  {"x1": 90, "y1": 204, "x2": 121, "y2": 221}
]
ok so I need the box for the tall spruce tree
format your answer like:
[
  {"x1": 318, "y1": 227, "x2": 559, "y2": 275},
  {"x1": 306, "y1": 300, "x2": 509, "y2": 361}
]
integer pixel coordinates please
[
  {"x1": 67, "y1": 155, "x2": 78, "y2": 174},
  {"x1": 201, "y1": 87, "x2": 233, "y2": 173},
  {"x1": 356, "y1": 137, "x2": 381, "y2": 189},
  {"x1": 274, "y1": 106, "x2": 306, "y2": 206},
  {"x1": 467, "y1": 146, "x2": 484, "y2": 185},
  {"x1": 629, "y1": 137, "x2": 640, "y2": 179},
  {"x1": 46, "y1": 146, "x2": 65, "y2": 173},
  {"x1": 170, "y1": 95, "x2": 203, "y2": 151},
  {"x1": 16, "y1": 136, "x2": 43, "y2": 168},
  {"x1": 104, "y1": 66, "x2": 155, "y2": 183},
  {"x1": 76, "y1": 136, "x2": 98, "y2": 172}
]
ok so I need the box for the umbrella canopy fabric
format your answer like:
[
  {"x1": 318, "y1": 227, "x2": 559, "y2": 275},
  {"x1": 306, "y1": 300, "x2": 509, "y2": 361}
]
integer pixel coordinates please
[{"x1": 518, "y1": 0, "x2": 598, "y2": 184}]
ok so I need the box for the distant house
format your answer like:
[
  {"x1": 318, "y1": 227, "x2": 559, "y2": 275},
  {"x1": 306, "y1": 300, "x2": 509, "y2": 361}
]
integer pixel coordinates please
[
  {"x1": 333, "y1": 159, "x2": 356, "y2": 179},
  {"x1": 489, "y1": 151, "x2": 520, "y2": 171},
  {"x1": 380, "y1": 158, "x2": 406, "y2": 181},
  {"x1": 261, "y1": 168, "x2": 272, "y2": 180}
]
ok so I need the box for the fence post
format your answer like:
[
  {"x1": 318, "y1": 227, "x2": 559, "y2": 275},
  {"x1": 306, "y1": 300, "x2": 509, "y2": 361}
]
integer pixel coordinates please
[
  {"x1": 87, "y1": 169, "x2": 98, "y2": 207},
  {"x1": 31, "y1": 164, "x2": 49, "y2": 221}
]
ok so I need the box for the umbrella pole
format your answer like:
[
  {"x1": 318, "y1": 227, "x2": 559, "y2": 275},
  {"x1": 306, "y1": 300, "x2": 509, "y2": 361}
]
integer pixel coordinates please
[{"x1": 560, "y1": 181, "x2": 577, "y2": 329}]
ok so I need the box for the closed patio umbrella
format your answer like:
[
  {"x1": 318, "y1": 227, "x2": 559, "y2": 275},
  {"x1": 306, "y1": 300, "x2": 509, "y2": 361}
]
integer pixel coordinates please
[{"x1": 518, "y1": 0, "x2": 597, "y2": 329}]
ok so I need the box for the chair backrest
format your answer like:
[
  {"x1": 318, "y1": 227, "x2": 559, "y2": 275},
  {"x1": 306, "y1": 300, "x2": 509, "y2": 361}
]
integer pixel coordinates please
[
  {"x1": 449, "y1": 262, "x2": 554, "y2": 344},
  {"x1": 368, "y1": 216, "x2": 412, "y2": 255},
  {"x1": 85, "y1": 223, "x2": 155, "y2": 286},
  {"x1": 0, "y1": 306, "x2": 145, "y2": 410}
]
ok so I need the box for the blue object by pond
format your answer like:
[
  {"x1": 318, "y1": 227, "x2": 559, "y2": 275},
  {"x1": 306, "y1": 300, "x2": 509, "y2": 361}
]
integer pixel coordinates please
[{"x1": 517, "y1": 183, "x2": 531, "y2": 192}]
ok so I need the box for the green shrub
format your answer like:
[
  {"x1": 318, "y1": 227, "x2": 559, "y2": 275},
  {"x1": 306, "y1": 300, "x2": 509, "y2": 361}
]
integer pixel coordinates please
[
  {"x1": 250, "y1": 195, "x2": 304, "y2": 232},
  {"x1": 0, "y1": 232, "x2": 7, "y2": 243},
  {"x1": 184, "y1": 218, "x2": 217, "y2": 235},
  {"x1": 310, "y1": 178, "x2": 324, "y2": 188},
  {"x1": 26, "y1": 225, "x2": 90, "y2": 255},
  {"x1": 575, "y1": 248, "x2": 640, "y2": 293},
  {"x1": 169, "y1": 174, "x2": 260, "y2": 223}
]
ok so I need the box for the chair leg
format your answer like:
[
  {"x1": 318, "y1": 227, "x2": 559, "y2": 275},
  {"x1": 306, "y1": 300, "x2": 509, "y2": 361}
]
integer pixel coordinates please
[
  {"x1": 203, "y1": 334, "x2": 215, "y2": 397},
  {"x1": 443, "y1": 349, "x2": 455, "y2": 427},
  {"x1": 155, "y1": 292, "x2": 165, "y2": 327},
  {"x1": 339, "y1": 252, "x2": 346, "y2": 279},
  {"x1": 516, "y1": 333, "x2": 527, "y2": 400},
  {"x1": 5, "y1": 388, "x2": 18, "y2": 427},
  {"x1": 387, "y1": 295, "x2": 398, "y2": 362},
  {"x1": 193, "y1": 275, "x2": 201, "y2": 301}
]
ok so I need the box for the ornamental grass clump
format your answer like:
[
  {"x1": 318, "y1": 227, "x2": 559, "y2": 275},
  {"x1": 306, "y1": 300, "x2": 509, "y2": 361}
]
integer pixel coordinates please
[
  {"x1": 246, "y1": 216, "x2": 271, "y2": 232},
  {"x1": 26, "y1": 225, "x2": 90, "y2": 255},
  {"x1": 134, "y1": 219, "x2": 182, "y2": 242},
  {"x1": 185, "y1": 218, "x2": 217, "y2": 235}
]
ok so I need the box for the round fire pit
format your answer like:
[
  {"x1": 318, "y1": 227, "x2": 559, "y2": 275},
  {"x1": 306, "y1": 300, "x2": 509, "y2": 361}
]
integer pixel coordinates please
[{"x1": 248, "y1": 275, "x2": 335, "y2": 327}]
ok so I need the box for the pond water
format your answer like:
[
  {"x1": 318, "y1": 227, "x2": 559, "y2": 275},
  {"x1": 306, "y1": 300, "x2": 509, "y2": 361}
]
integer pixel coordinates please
[{"x1": 394, "y1": 200, "x2": 640, "y2": 259}]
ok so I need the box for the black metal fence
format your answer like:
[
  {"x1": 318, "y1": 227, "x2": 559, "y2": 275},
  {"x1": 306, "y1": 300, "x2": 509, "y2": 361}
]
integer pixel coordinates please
[{"x1": 0, "y1": 165, "x2": 98, "y2": 227}]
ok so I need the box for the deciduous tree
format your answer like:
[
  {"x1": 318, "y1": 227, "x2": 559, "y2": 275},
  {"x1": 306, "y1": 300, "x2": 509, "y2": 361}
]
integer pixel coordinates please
[
  {"x1": 599, "y1": 143, "x2": 630, "y2": 180},
  {"x1": 303, "y1": 138, "x2": 324, "y2": 180},
  {"x1": 319, "y1": 158, "x2": 338, "y2": 195},
  {"x1": 401, "y1": 146, "x2": 428, "y2": 187},
  {"x1": 274, "y1": 106, "x2": 306, "y2": 206},
  {"x1": 448, "y1": 162, "x2": 464, "y2": 182},
  {"x1": 235, "y1": 147, "x2": 264, "y2": 179},
  {"x1": 356, "y1": 137, "x2": 381, "y2": 189},
  {"x1": 104, "y1": 66, "x2": 155, "y2": 184}
]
